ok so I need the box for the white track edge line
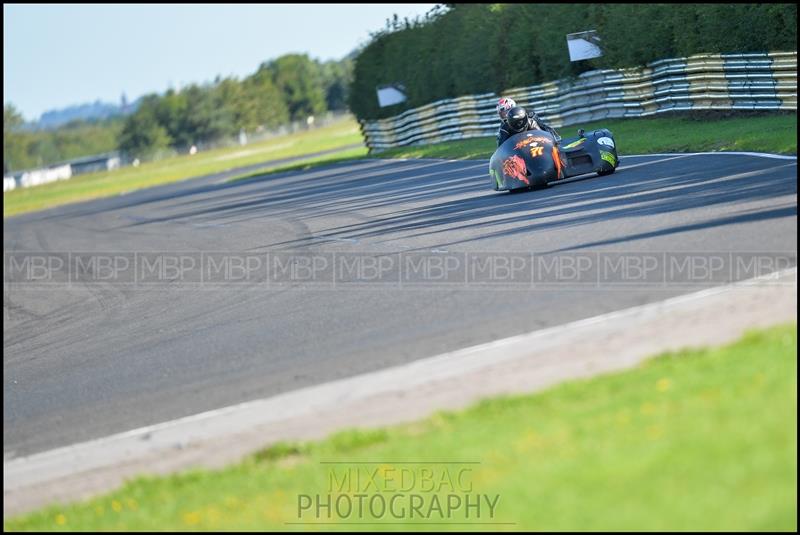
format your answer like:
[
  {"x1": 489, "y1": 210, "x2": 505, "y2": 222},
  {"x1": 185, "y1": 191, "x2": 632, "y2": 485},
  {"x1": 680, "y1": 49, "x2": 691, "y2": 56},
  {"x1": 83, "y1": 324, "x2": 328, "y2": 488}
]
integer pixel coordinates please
[{"x1": 621, "y1": 151, "x2": 797, "y2": 160}]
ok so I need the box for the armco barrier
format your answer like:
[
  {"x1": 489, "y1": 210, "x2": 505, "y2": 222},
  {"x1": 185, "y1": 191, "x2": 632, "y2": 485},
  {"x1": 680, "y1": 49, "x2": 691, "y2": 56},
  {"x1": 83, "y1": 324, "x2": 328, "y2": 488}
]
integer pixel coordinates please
[{"x1": 360, "y1": 51, "x2": 797, "y2": 151}]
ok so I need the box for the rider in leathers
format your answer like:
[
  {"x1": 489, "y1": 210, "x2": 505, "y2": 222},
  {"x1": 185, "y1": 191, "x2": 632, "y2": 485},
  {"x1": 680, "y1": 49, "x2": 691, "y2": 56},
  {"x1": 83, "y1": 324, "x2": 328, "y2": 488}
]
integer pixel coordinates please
[{"x1": 496, "y1": 105, "x2": 559, "y2": 147}]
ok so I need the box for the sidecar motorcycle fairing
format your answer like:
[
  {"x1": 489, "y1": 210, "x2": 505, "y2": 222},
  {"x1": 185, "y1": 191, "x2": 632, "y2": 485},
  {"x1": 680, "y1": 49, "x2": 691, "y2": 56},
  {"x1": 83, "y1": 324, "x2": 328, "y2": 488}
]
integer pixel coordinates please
[{"x1": 489, "y1": 128, "x2": 619, "y2": 192}]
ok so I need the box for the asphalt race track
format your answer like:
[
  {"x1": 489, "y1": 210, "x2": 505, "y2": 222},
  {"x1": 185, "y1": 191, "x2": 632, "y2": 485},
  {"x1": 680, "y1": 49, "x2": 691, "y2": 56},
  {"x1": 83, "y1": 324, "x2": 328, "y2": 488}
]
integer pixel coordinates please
[{"x1": 3, "y1": 153, "x2": 797, "y2": 458}]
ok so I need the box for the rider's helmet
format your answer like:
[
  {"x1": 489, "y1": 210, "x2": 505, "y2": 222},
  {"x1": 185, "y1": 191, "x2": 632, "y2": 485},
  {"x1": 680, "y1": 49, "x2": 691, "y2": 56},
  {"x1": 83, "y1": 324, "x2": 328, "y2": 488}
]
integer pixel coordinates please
[
  {"x1": 496, "y1": 97, "x2": 516, "y2": 122},
  {"x1": 506, "y1": 106, "x2": 529, "y2": 133}
]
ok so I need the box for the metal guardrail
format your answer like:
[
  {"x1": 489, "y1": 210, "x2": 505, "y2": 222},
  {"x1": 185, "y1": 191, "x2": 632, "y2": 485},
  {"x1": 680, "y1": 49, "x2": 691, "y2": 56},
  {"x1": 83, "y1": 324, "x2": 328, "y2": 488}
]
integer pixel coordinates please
[{"x1": 360, "y1": 51, "x2": 797, "y2": 151}]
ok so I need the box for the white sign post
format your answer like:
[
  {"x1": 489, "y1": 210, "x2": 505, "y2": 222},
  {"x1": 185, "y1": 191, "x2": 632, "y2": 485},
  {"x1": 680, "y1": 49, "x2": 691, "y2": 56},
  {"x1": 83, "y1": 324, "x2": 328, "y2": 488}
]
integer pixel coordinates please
[
  {"x1": 376, "y1": 84, "x2": 408, "y2": 108},
  {"x1": 566, "y1": 30, "x2": 603, "y2": 62}
]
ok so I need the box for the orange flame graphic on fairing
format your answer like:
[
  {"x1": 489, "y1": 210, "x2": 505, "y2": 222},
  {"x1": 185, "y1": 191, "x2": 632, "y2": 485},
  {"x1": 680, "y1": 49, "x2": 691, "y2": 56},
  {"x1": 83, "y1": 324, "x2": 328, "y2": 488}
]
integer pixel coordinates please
[
  {"x1": 552, "y1": 146, "x2": 563, "y2": 179},
  {"x1": 502, "y1": 155, "x2": 529, "y2": 185}
]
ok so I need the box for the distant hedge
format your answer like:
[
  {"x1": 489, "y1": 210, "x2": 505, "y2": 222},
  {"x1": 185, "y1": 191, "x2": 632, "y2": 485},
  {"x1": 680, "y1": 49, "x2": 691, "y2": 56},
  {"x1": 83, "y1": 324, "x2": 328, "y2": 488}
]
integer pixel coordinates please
[{"x1": 349, "y1": 3, "x2": 797, "y2": 120}]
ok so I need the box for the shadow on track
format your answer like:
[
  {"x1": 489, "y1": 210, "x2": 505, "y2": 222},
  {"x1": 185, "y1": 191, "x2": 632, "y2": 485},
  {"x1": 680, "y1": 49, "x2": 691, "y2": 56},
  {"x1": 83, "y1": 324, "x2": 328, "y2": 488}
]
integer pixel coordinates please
[{"x1": 21, "y1": 156, "x2": 797, "y2": 252}]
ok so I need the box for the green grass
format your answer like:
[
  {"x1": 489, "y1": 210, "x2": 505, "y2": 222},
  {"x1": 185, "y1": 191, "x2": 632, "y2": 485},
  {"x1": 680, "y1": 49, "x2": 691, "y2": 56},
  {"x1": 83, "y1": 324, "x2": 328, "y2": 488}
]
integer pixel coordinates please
[
  {"x1": 6, "y1": 323, "x2": 796, "y2": 531},
  {"x1": 231, "y1": 112, "x2": 795, "y2": 185},
  {"x1": 6, "y1": 113, "x2": 795, "y2": 216},
  {"x1": 227, "y1": 146, "x2": 368, "y2": 183},
  {"x1": 3, "y1": 117, "x2": 365, "y2": 217},
  {"x1": 375, "y1": 112, "x2": 798, "y2": 160}
]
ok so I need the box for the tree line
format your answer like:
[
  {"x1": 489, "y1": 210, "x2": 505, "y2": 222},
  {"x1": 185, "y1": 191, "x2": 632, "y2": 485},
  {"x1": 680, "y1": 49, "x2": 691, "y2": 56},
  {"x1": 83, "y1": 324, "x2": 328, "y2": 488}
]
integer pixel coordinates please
[
  {"x1": 348, "y1": 3, "x2": 797, "y2": 120},
  {"x1": 118, "y1": 54, "x2": 352, "y2": 158},
  {"x1": 3, "y1": 106, "x2": 123, "y2": 173},
  {"x1": 4, "y1": 53, "x2": 352, "y2": 172}
]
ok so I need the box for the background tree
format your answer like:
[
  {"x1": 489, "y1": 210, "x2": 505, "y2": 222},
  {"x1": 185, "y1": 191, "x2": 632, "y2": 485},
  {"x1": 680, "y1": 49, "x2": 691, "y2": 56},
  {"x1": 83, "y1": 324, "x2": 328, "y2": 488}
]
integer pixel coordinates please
[
  {"x1": 349, "y1": 3, "x2": 797, "y2": 120},
  {"x1": 319, "y1": 58, "x2": 354, "y2": 111},
  {"x1": 5, "y1": 51, "x2": 352, "y2": 170},
  {"x1": 118, "y1": 98, "x2": 172, "y2": 159},
  {"x1": 4, "y1": 104, "x2": 123, "y2": 172},
  {"x1": 242, "y1": 69, "x2": 290, "y2": 130},
  {"x1": 264, "y1": 54, "x2": 327, "y2": 120},
  {"x1": 4, "y1": 104, "x2": 28, "y2": 172}
]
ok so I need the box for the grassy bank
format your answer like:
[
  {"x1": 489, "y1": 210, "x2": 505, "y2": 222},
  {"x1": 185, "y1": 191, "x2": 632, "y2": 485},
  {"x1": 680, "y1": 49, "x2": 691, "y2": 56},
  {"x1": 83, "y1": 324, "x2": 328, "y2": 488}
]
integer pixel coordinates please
[
  {"x1": 6, "y1": 323, "x2": 796, "y2": 531},
  {"x1": 3, "y1": 117, "x2": 365, "y2": 218},
  {"x1": 5, "y1": 113, "x2": 795, "y2": 216},
  {"x1": 375, "y1": 112, "x2": 798, "y2": 160},
  {"x1": 228, "y1": 112, "x2": 796, "y2": 184},
  {"x1": 228, "y1": 146, "x2": 369, "y2": 184}
]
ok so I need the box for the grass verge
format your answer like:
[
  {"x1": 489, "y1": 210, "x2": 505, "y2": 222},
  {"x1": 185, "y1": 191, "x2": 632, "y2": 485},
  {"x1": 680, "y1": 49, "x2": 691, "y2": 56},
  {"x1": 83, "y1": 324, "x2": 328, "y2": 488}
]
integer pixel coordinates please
[
  {"x1": 375, "y1": 112, "x2": 798, "y2": 160},
  {"x1": 6, "y1": 323, "x2": 796, "y2": 531},
  {"x1": 227, "y1": 146, "x2": 368, "y2": 184},
  {"x1": 226, "y1": 111, "x2": 797, "y2": 185},
  {"x1": 5, "y1": 112, "x2": 795, "y2": 216},
  {"x1": 3, "y1": 117, "x2": 364, "y2": 218}
]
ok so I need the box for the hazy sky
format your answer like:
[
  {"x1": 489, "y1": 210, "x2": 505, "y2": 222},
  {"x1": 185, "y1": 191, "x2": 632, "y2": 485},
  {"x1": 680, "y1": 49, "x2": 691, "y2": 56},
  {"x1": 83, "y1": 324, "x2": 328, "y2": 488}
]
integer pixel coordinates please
[{"x1": 4, "y1": 3, "x2": 439, "y2": 120}]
